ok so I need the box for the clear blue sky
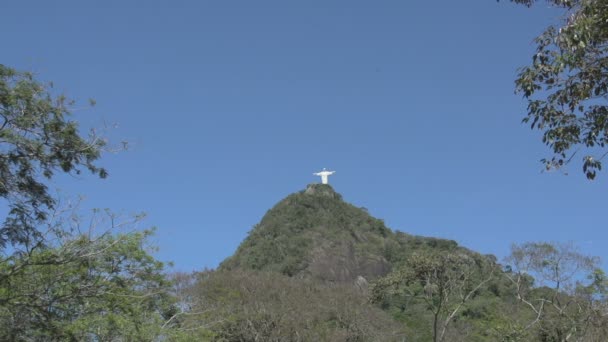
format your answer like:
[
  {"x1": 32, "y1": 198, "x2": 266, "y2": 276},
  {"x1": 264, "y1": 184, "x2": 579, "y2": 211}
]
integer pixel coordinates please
[{"x1": 2, "y1": 1, "x2": 606, "y2": 271}]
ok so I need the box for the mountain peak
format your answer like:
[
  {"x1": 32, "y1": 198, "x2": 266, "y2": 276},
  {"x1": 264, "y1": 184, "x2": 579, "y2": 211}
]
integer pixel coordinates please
[
  {"x1": 303, "y1": 183, "x2": 341, "y2": 199},
  {"x1": 220, "y1": 186, "x2": 463, "y2": 283},
  {"x1": 220, "y1": 185, "x2": 394, "y2": 280}
]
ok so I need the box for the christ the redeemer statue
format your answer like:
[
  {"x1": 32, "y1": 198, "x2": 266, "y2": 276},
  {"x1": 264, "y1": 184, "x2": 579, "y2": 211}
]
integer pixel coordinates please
[{"x1": 313, "y1": 168, "x2": 335, "y2": 184}]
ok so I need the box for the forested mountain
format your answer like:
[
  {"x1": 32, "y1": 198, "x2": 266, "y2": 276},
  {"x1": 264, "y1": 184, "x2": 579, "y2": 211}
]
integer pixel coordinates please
[
  {"x1": 175, "y1": 184, "x2": 608, "y2": 341},
  {"x1": 221, "y1": 184, "x2": 463, "y2": 282},
  {"x1": 222, "y1": 183, "x2": 389, "y2": 280}
]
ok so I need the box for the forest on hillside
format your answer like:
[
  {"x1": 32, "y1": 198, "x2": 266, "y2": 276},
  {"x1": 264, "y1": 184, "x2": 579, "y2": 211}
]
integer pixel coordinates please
[{"x1": 3, "y1": 0, "x2": 608, "y2": 340}]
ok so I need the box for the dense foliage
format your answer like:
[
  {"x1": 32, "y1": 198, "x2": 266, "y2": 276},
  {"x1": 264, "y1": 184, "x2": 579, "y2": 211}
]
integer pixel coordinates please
[
  {"x1": 0, "y1": 208, "x2": 177, "y2": 341},
  {"x1": 371, "y1": 251, "x2": 497, "y2": 342},
  {"x1": 173, "y1": 269, "x2": 404, "y2": 341}
]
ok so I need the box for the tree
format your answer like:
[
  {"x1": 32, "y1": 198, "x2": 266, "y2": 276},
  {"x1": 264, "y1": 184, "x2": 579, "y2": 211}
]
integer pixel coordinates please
[
  {"x1": 505, "y1": 0, "x2": 608, "y2": 179},
  {"x1": 177, "y1": 269, "x2": 405, "y2": 341},
  {"x1": 0, "y1": 205, "x2": 176, "y2": 341},
  {"x1": 0, "y1": 65, "x2": 180, "y2": 341},
  {"x1": 503, "y1": 242, "x2": 608, "y2": 341},
  {"x1": 371, "y1": 251, "x2": 496, "y2": 342},
  {"x1": 0, "y1": 64, "x2": 107, "y2": 248}
]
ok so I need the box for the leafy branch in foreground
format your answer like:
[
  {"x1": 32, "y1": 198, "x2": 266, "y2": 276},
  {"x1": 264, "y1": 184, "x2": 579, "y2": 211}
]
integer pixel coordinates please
[
  {"x1": 0, "y1": 64, "x2": 111, "y2": 249},
  {"x1": 505, "y1": 0, "x2": 608, "y2": 179}
]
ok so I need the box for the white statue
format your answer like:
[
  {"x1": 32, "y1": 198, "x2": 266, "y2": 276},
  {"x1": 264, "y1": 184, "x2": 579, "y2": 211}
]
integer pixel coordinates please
[{"x1": 313, "y1": 168, "x2": 335, "y2": 184}]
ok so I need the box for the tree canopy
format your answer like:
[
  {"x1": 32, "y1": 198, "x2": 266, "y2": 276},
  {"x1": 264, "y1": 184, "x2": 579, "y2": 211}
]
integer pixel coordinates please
[
  {"x1": 506, "y1": 0, "x2": 608, "y2": 179},
  {"x1": 502, "y1": 242, "x2": 608, "y2": 341},
  {"x1": 0, "y1": 65, "x2": 178, "y2": 341},
  {"x1": 0, "y1": 213, "x2": 175, "y2": 341},
  {"x1": 0, "y1": 64, "x2": 107, "y2": 248}
]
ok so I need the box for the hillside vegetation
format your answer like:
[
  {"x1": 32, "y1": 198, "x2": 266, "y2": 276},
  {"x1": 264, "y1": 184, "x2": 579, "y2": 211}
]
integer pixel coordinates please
[
  {"x1": 176, "y1": 184, "x2": 608, "y2": 341},
  {"x1": 221, "y1": 184, "x2": 461, "y2": 282}
]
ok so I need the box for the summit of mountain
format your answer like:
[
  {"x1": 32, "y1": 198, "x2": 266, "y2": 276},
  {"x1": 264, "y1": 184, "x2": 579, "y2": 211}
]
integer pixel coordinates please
[{"x1": 220, "y1": 183, "x2": 463, "y2": 282}]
